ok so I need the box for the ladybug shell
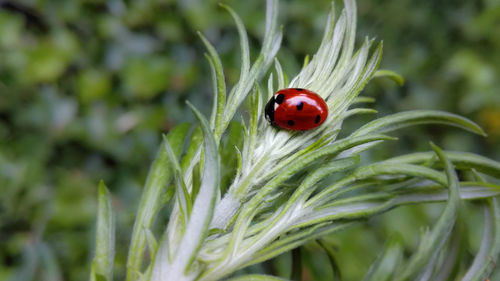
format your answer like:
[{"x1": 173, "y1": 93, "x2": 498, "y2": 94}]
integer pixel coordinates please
[{"x1": 265, "y1": 88, "x2": 328, "y2": 131}]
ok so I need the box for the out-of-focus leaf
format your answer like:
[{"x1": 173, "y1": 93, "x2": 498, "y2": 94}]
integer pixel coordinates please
[
  {"x1": 123, "y1": 56, "x2": 172, "y2": 99},
  {"x1": 77, "y1": 69, "x2": 112, "y2": 103},
  {"x1": 90, "y1": 181, "x2": 115, "y2": 281},
  {"x1": 373, "y1": 69, "x2": 405, "y2": 86},
  {"x1": 361, "y1": 236, "x2": 402, "y2": 281},
  {"x1": 318, "y1": 239, "x2": 342, "y2": 281},
  {"x1": 462, "y1": 199, "x2": 500, "y2": 281}
]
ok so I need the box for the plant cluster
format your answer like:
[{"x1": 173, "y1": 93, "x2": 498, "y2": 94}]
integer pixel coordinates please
[{"x1": 90, "y1": 1, "x2": 500, "y2": 280}]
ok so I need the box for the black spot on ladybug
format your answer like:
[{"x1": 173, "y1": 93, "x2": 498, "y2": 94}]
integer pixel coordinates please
[
  {"x1": 265, "y1": 96, "x2": 275, "y2": 123},
  {"x1": 275, "y1": 94, "x2": 285, "y2": 104},
  {"x1": 296, "y1": 102, "x2": 303, "y2": 111},
  {"x1": 288, "y1": 120, "x2": 295, "y2": 126},
  {"x1": 315, "y1": 115, "x2": 321, "y2": 124},
  {"x1": 295, "y1": 88, "x2": 304, "y2": 91}
]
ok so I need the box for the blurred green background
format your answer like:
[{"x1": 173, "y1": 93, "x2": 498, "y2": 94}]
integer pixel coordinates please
[{"x1": 1, "y1": 0, "x2": 499, "y2": 280}]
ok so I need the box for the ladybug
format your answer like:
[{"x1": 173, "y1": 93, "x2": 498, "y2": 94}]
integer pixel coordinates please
[{"x1": 265, "y1": 88, "x2": 328, "y2": 131}]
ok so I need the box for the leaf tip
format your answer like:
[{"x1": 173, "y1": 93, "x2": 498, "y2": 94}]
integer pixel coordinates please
[{"x1": 98, "y1": 180, "x2": 108, "y2": 195}]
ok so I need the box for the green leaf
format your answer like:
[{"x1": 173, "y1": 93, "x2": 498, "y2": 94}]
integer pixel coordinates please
[
  {"x1": 181, "y1": 126, "x2": 203, "y2": 173},
  {"x1": 229, "y1": 135, "x2": 393, "y2": 250},
  {"x1": 221, "y1": 122, "x2": 245, "y2": 193},
  {"x1": 385, "y1": 151, "x2": 500, "y2": 179},
  {"x1": 91, "y1": 181, "x2": 115, "y2": 281},
  {"x1": 297, "y1": 196, "x2": 396, "y2": 229},
  {"x1": 307, "y1": 163, "x2": 446, "y2": 208},
  {"x1": 238, "y1": 157, "x2": 360, "y2": 258},
  {"x1": 151, "y1": 102, "x2": 220, "y2": 279},
  {"x1": 274, "y1": 59, "x2": 286, "y2": 90},
  {"x1": 248, "y1": 222, "x2": 355, "y2": 268},
  {"x1": 225, "y1": 274, "x2": 288, "y2": 281},
  {"x1": 220, "y1": 0, "x2": 281, "y2": 133},
  {"x1": 291, "y1": 183, "x2": 498, "y2": 230},
  {"x1": 90, "y1": 270, "x2": 107, "y2": 281},
  {"x1": 199, "y1": 33, "x2": 226, "y2": 140},
  {"x1": 353, "y1": 96, "x2": 376, "y2": 104},
  {"x1": 260, "y1": 0, "x2": 281, "y2": 67},
  {"x1": 394, "y1": 181, "x2": 500, "y2": 204},
  {"x1": 395, "y1": 144, "x2": 461, "y2": 281},
  {"x1": 164, "y1": 134, "x2": 192, "y2": 227},
  {"x1": 247, "y1": 86, "x2": 260, "y2": 168},
  {"x1": 317, "y1": 239, "x2": 342, "y2": 281},
  {"x1": 221, "y1": 2, "x2": 253, "y2": 130},
  {"x1": 220, "y1": 3, "x2": 250, "y2": 83},
  {"x1": 144, "y1": 228, "x2": 158, "y2": 266},
  {"x1": 181, "y1": 102, "x2": 221, "y2": 269},
  {"x1": 431, "y1": 222, "x2": 462, "y2": 281},
  {"x1": 373, "y1": 69, "x2": 405, "y2": 86},
  {"x1": 351, "y1": 110, "x2": 486, "y2": 137},
  {"x1": 191, "y1": 162, "x2": 202, "y2": 203},
  {"x1": 126, "y1": 123, "x2": 190, "y2": 281},
  {"x1": 361, "y1": 236, "x2": 402, "y2": 281},
  {"x1": 259, "y1": 134, "x2": 396, "y2": 193},
  {"x1": 341, "y1": 108, "x2": 378, "y2": 120},
  {"x1": 462, "y1": 199, "x2": 500, "y2": 281},
  {"x1": 287, "y1": 156, "x2": 361, "y2": 208}
]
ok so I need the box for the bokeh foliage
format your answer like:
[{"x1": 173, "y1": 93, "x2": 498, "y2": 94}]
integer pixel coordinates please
[{"x1": 0, "y1": 0, "x2": 499, "y2": 280}]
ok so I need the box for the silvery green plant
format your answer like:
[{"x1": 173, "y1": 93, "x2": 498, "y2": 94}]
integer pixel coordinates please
[{"x1": 90, "y1": 0, "x2": 500, "y2": 280}]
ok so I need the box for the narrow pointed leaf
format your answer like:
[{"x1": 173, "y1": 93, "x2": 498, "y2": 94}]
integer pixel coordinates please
[
  {"x1": 261, "y1": 134, "x2": 396, "y2": 189},
  {"x1": 248, "y1": 223, "x2": 354, "y2": 268},
  {"x1": 229, "y1": 135, "x2": 394, "y2": 249},
  {"x1": 91, "y1": 181, "x2": 115, "y2": 281},
  {"x1": 462, "y1": 199, "x2": 500, "y2": 281},
  {"x1": 126, "y1": 123, "x2": 190, "y2": 281},
  {"x1": 395, "y1": 144, "x2": 461, "y2": 281},
  {"x1": 307, "y1": 163, "x2": 446, "y2": 208},
  {"x1": 220, "y1": 4, "x2": 250, "y2": 81},
  {"x1": 164, "y1": 134, "x2": 192, "y2": 226},
  {"x1": 351, "y1": 110, "x2": 486, "y2": 137},
  {"x1": 152, "y1": 102, "x2": 221, "y2": 280},
  {"x1": 386, "y1": 151, "x2": 500, "y2": 179}
]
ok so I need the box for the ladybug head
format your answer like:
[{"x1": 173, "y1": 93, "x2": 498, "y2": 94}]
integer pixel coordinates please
[{"x1": 265, "y1": 96, "x2": 275, "y2": 124}]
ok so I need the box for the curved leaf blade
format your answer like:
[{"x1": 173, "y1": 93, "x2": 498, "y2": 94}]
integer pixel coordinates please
[
  {"x1": 351, "y1": 110, "x2": 486, "y2": 137},
  {"x1": 373, "y1": 69, "x2": 405, "y2": 86},
  {"x1": 126, "y1": 124, "x2": 190, "y2": 281},
  {"x1": 362, "y1": 236, "x2": 403, "y2": 281},
  {"x1": 385, "y1": 151, "x2": 500, "y2": 179},
  {"x1": 395, "y1": 144, "x2": 461, "y2": 281},
  {"x1": 152, "y1": 102, "x2": 221, "y2": 280},
  {"x1": 462, "y1": 199, "x2": 500, "y2": 281}
]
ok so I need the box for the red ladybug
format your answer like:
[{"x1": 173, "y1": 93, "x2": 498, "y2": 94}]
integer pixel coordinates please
[{"x1": 265, "y1": 88, "x2": 328, "y2": 131}]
